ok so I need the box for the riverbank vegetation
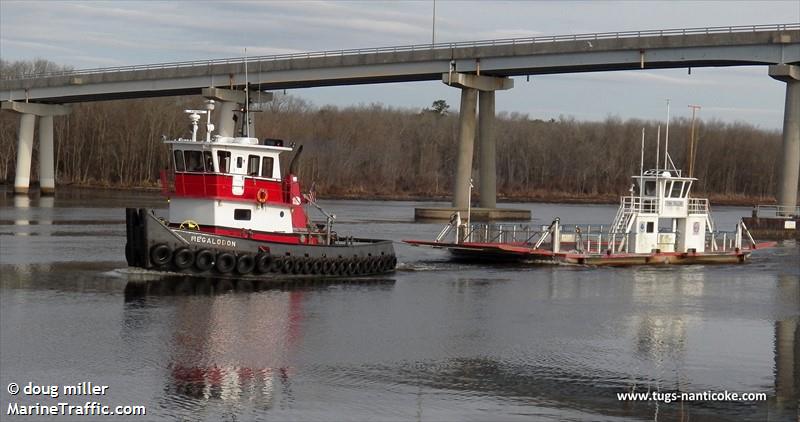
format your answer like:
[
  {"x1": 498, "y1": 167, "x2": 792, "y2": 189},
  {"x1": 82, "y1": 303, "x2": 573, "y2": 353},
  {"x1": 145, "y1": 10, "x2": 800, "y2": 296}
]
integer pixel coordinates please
[{"x1": 0, "y1": 61, "x2": 783, "y2": 204}]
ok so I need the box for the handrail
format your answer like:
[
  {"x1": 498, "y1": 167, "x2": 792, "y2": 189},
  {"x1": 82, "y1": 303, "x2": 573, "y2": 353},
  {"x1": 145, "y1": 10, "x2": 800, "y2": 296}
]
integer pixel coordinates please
[{"x1": 3, "y1": 23, "x2": 797, "y2": 81}]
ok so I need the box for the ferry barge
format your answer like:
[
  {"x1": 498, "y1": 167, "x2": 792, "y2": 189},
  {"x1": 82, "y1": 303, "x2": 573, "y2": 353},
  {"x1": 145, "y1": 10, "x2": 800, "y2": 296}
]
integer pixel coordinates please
[
  {"x1": 406, "y1": 132, "x2": 774, "y2": 266},
  {"x1": 125, "y1": 100, "x2": 396, "y2": 277}
]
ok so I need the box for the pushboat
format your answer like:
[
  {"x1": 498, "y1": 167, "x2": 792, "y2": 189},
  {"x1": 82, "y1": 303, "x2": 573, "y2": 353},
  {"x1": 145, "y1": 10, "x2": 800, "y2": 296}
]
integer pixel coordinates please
[
  {"x1": 125, "y1": 100, "x2": 396, "y2": 277},
  {"x1": 405, "y1": 130, "x2": 775, "y2": 266}
]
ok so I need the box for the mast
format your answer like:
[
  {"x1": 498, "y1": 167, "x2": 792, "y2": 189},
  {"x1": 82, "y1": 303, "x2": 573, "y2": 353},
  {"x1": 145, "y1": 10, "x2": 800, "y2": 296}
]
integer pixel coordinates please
[
  {"x1": 663, "y1": 99, "x2": 670, "y2": 170},
  {"x1": 244, "y1": 48, "x2": 250, "y2": 138},
  {"x1": 656, "y1": 125, "x2": 661, "y2": 171},
  {"x1": 640, "y1": 128, "x2": 645, "y2": 197}
]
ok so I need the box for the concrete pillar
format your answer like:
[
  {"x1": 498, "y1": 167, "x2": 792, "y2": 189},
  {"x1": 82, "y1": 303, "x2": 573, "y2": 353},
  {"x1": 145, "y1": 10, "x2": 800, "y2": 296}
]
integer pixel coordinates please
[
  {"x1": 478, "y1": 91, "x2": 496, "y2": 208},
  {"x1": 3, "y1": 101, "x2": 70, "y2": 195},
  {"x1": 201, "y1": 87, "x2": 271, "y2": 138},
  {"x1": 38, "y1": 115, "x2": 55, "y2": 195},
  {"x1": 769, "y1": 65, "x2": 800, "y2": 213},
  {"x1": 14, "y1": 113, "x2": 36, "y2": 195},
  {"x1": 452, "y1": 88, "x2": 478, "y2": 209}
]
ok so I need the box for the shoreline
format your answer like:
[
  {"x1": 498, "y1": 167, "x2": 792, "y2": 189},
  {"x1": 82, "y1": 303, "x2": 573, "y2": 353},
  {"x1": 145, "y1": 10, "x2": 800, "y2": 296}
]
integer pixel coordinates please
[{"x1": 1, "y1": 183, "x2": 776, "y2": 207}]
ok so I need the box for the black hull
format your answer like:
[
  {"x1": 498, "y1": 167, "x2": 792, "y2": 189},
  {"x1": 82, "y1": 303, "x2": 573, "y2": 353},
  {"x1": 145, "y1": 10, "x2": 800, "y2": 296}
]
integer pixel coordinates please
[{"x1": 125, "y1": 208, "x2": 396, "y2": 277}]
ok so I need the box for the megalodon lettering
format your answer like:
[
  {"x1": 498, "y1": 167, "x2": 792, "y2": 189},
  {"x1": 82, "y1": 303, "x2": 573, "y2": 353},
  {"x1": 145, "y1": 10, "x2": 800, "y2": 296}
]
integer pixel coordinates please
[{"x1": 189, "y1": 234, "x2": 236, "y2": 248}]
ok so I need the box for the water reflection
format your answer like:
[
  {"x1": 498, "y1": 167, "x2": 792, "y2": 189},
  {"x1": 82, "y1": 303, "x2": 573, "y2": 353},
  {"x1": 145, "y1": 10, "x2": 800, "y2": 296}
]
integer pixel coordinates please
[{"x1": 123, "y1": 276, "x2": 395, "y2": 414}]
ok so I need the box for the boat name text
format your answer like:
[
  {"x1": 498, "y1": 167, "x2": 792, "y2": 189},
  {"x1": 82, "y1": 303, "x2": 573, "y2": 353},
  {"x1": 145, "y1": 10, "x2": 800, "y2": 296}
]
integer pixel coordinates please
[{"x1": 189, "y1": 235, "x2": 236, "y2": 248}]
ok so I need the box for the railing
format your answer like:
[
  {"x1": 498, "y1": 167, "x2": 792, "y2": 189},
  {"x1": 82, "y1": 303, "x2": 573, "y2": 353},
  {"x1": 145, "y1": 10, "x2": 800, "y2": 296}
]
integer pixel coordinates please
[
  {"x1": 462, "y1": 223, "x2": 548, "y2": 245},
  {"x1": 3, "y1": 23, "x2": 797, "y2": 81},
  {"x1": 688, "y1": 198, "x2": 710, "y2": 214},
  {"x1": 753, "y1": 204, "x2": 800, "y2": 218},
  {"x1": 620, "y1": 196, "x2": 659, "y2": 214}
]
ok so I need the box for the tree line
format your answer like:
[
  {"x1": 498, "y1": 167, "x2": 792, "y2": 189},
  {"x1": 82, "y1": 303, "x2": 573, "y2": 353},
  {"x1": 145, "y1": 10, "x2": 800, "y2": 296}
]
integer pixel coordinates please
[{"x1": 0, "y1": 60, "x2": 786, "y2": 203}]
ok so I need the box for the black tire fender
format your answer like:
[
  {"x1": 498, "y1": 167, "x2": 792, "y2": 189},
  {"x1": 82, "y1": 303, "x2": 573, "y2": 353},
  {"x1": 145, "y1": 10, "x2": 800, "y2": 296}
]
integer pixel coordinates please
[
  {"x1": 172, "y1": 247, "x2": 195, "y2": 270},
  {"x1": 255, "y1": 253, "x2": 271, "y2": 273},
  {"x1": 194, "y1": 249, "x2": 215, "y2": 272},
  {"x1": 150, "y1": 244, "x2": 172, "y2": 266},
  {"x1": 215, "y1": 252, "x2": 236, "y2": 274},
  {"x1": 236, "y1": 254, "x2": 255, "y2": 274}
]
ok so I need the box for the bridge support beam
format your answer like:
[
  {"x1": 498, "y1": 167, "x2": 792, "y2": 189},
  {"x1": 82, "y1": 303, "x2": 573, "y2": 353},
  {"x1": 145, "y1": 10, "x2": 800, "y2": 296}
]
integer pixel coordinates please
[
  {"x1": 415, "y1": 73, "x2": 529, "y2": 221},
  {"x1": 14, "y1": 113, "x2": 36, "y2": 195},
  {"x1": 202, "y1": 87, "x2": 272, "y2": 138},
  {"x1": 452, "y1": 87, "x2": 478, "y2": 209},
  {"x1": 2, "y1": 102, "x2": 70, "y2": 195},
  {"x1": 38, "y1": 115, "x2": 55, "y2": 194},
  {"x1": 478, "y1": 90, "x2": 496, "y2": 208},
  {"x1": 770, "y1": 65, "x2": 800, "y2": 214}
]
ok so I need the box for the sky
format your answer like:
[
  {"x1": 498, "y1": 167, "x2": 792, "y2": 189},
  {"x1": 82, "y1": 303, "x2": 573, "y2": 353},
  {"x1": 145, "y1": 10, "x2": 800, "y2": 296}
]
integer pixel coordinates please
[{"x1": 1, "y1": 0, "x2": 798, "y2": 129}]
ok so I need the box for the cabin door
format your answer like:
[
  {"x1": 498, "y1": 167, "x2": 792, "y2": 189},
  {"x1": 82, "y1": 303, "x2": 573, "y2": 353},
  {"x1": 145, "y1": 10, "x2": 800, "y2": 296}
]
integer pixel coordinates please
[
  {"x1": 232, "y1": 153, "x2": 245, "y2": 196},
  {"x1": 232, "y1": 175, "x2": 244, "y2": 196}
]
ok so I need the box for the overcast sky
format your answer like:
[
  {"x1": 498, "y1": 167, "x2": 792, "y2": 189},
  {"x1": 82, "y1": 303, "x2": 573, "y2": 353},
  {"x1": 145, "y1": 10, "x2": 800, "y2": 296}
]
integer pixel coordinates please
[{"x1": 1, "y1": 1, "x2": 798, "y2": 128}]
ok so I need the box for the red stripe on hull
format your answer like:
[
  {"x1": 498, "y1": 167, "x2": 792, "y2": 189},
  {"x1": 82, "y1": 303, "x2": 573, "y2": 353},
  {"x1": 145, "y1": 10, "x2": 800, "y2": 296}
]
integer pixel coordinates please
[{"x1": 173, "y1": 224, "x2": 322, "y2": 245}]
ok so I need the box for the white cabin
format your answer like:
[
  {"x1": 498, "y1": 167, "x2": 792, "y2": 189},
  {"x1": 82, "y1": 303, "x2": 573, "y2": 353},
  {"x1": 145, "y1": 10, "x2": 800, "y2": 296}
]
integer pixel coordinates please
[{"x1": 612, "y1": 169, "x2": 713, "y2": 254}]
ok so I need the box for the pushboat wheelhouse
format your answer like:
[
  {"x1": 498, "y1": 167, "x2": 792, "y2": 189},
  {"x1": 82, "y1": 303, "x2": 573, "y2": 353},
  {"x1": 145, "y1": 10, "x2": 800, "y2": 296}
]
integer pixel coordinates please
[{"x1": 126, "y1": 100, "x2": 396, "y2": 277}]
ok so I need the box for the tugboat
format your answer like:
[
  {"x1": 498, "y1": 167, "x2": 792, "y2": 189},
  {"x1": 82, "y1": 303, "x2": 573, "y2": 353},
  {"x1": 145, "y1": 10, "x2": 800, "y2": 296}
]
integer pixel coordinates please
[
  {"x1": 125, "y1": 100, "x2": 396, "y2": 277},
  {"x1": 405, "y1": 129, "x2": 775, "y2": 266}
]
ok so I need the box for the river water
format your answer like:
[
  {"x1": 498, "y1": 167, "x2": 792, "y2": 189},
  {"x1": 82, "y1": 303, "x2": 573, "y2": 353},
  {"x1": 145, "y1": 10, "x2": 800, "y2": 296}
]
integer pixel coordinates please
[{"x1": 0, "y1": 188, "x2": 797, "y2": 421}]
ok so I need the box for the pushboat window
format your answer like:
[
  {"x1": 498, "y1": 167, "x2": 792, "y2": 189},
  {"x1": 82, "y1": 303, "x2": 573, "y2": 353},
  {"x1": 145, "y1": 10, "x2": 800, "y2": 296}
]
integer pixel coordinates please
[
  {"x1": 670, "y1": 181, "x2": 683, "y2": 198},
  {"x1": 184, "y1": 150, "x2": 205, "y2": 172},
  {"x1": 261, "y1": 157, "x2": 274, "y2": 178},
  {"x1": 173, "y1": 150, "x2": 185, "y2": 172},
  {"x1": 217, "y1": 151, "x2": 231, "y2": 173},
  {"x1": 247, "y1": 155, "x2": 260, "y2": 176},
  {"x1": 644, "y1": 181, "x2": 656, "y2": 196},
  {"x1": 234, "y1": 209, "x2": 251, "y2": 221},
  {"x1": 203, "y1": 151, "x2": 213, "y2": 172},
  {"x1": 646, "y1": 222, "x2": 655, "y2": 233},
  {"x1": 236, "y1": 157, "x2": 243, "y2": 169}
]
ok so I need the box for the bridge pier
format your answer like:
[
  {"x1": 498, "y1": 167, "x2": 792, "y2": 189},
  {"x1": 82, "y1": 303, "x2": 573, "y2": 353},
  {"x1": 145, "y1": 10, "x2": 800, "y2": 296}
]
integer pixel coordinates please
[
  {"x1": 14, "y1": 113, "x2": 35, "y2": 195},
  {"x1": 2, "y1": 102, "x2": 70, "y2": 195},
  {"x1": 769, "y1": 64, "x2": 800, "y2": 214},
  {"x1": 415, "y1": 73, "x2": 529, "y2": 222},
  {"x1": 201, "y1": 87, "x2": 271, "y2": 138}
]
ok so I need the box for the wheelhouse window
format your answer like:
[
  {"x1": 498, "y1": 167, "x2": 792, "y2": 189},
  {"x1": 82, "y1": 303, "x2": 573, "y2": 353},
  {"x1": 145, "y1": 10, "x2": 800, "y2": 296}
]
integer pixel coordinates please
[
  {"x1": 644, "y1": 181, "x2": 656, "y2": 197},
  {"x1": 247, "y1": 155, "x2": 260, "y2": 176},
  {"x1": 261, "y1": 156, "x2": 274, "y2": 178},
  {"x1": 173, "y1": 150, "x2": 185, "y2": 172},
  {"x1": 234, "y1": 209, "x2": 251, "y2": 221},
  {"x1": 646, "y1": 222, "x2": 655, "y2": 233},
  {"x1": 184, "y1": 150, "x2": 205, "y2": 172},
  {"x1": 217, "y1": 151, "x2": 231, "y2": 173},
  {"x1": 669, "y1": 181, "x2": 683, "y2": 198},
  {"x1": 203, "y1": 151, "x2": 213, "y2": 172}
]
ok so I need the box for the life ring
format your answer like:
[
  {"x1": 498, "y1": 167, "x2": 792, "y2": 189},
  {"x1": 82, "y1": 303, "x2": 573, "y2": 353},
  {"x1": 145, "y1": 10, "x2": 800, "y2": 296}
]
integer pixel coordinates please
[{"x1": 256, "y1": 188, "x2": 269, "y2": 204}]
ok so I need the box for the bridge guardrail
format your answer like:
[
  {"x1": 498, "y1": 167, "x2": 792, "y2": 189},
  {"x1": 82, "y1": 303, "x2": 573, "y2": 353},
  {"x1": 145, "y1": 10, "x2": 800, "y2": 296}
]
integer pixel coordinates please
[{"x1": 3, "y1": 23, "x2": 798, "y2": 81}]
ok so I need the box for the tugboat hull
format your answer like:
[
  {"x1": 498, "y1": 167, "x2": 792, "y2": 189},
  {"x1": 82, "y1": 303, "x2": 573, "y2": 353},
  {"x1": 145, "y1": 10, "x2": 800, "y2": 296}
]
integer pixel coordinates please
[{"x1": 126, "y1": 208, "x2": 396, "y2": 277}]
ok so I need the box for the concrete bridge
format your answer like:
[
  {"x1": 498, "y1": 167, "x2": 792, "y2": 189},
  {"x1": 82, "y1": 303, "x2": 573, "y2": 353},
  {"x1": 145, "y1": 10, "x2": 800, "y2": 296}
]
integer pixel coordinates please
[{"x1": 2, "y1": 23, "x2": 799, "y2": 218}]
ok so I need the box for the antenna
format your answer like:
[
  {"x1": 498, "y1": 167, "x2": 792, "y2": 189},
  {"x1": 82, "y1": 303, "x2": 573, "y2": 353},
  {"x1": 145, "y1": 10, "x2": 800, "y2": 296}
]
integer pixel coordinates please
[
  {"x1": 431, "y1": 0, "x2": 436, "y2": 46},
  {"x1": 244, "y1": 48, "x2": 250, "y2": 138},
  {"x1": 656, "y1": 124, "x2": 661, "y2": 171},
  {"x1": 688, "y1": 104, "x2": 701, "y2": 177},
  {"x1": 664, "y1": 99, "x2": 671, "y2": 170},
  {"x1": 640, "y1": 127, "x2": 645, "y2": 198}
]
